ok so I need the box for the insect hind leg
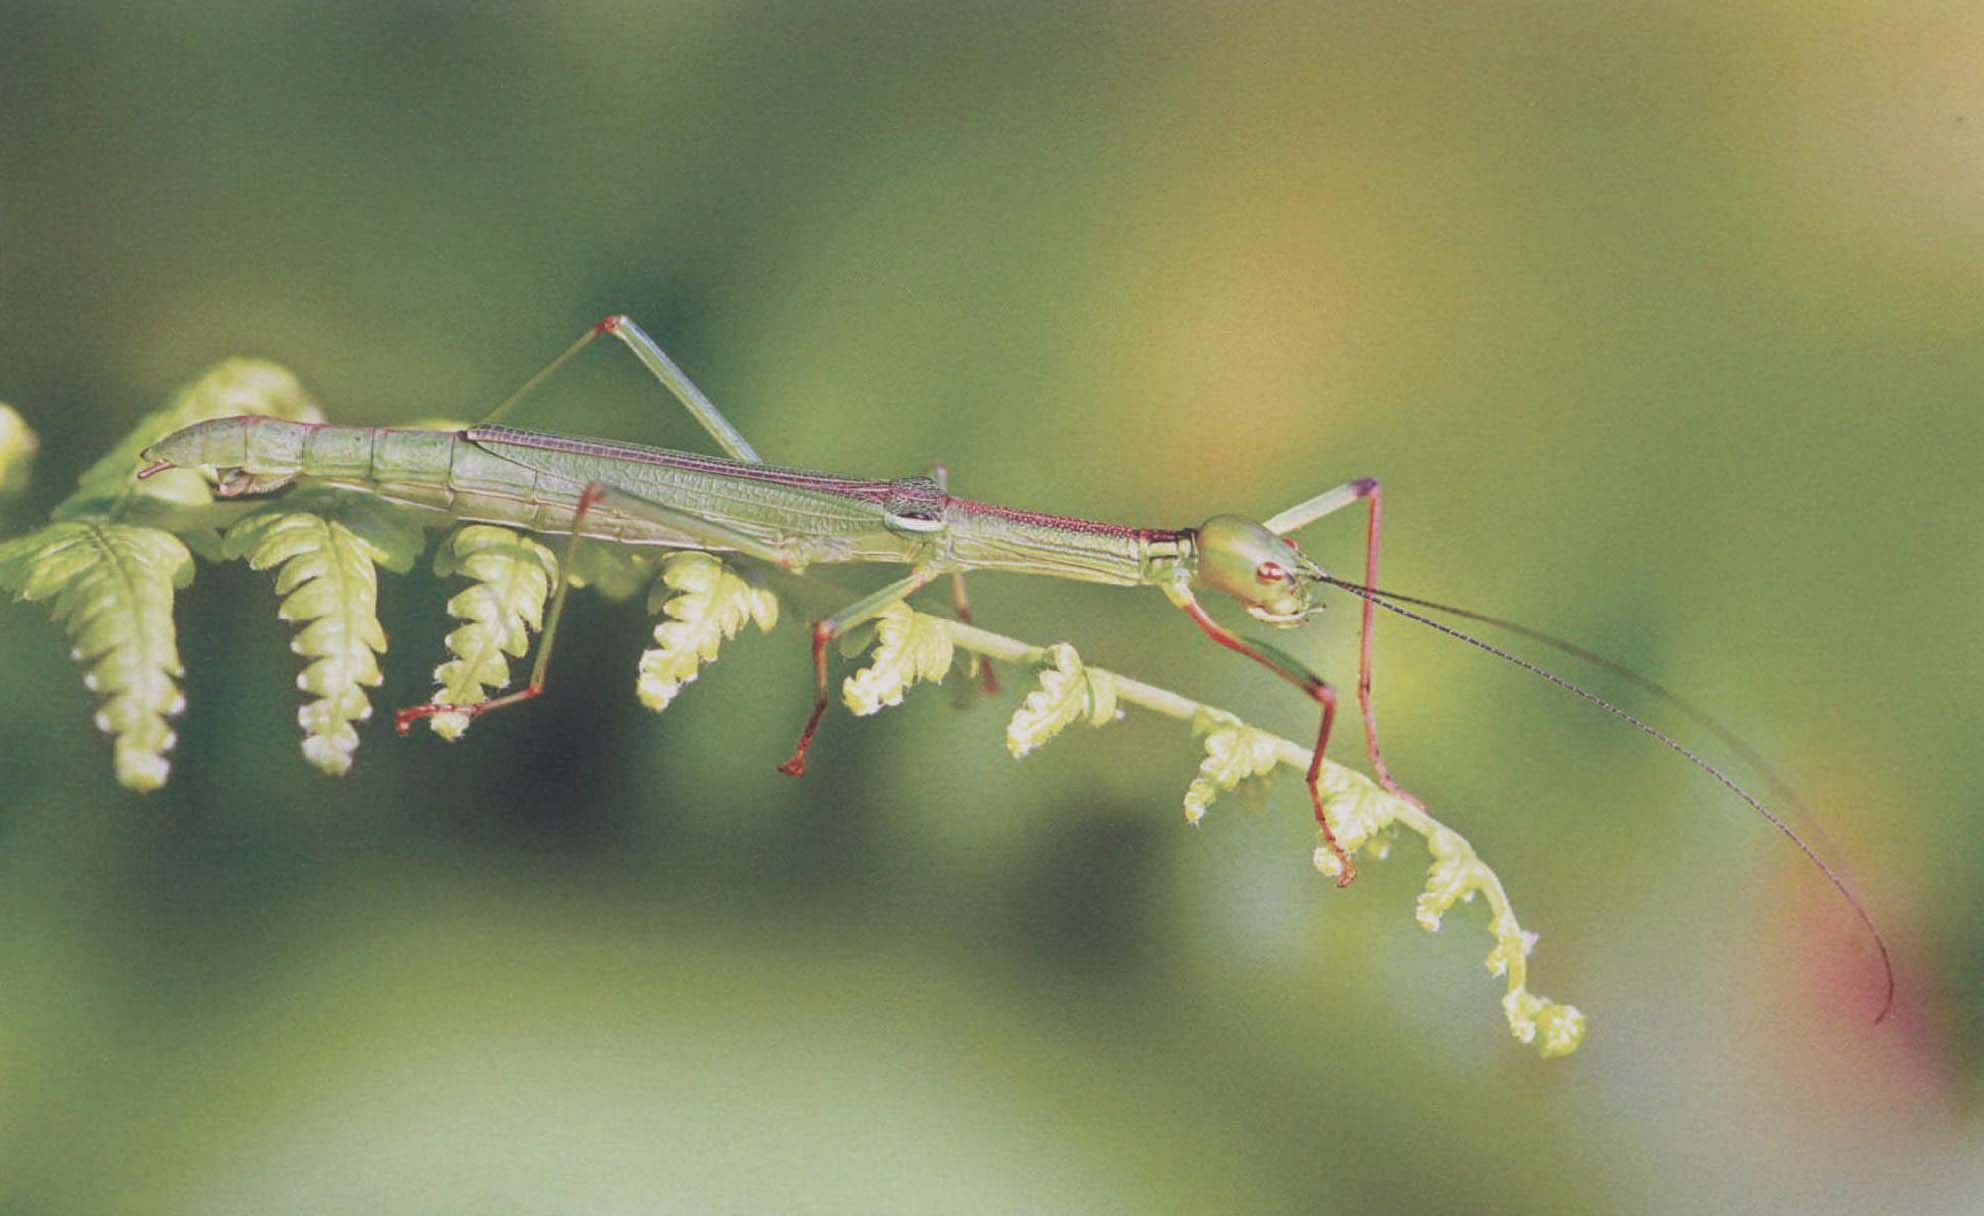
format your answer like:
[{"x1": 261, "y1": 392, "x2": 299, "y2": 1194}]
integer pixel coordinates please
[
  {"x1": 393, "y1": 482, "x2": 610, "y2": 736},
  {"x1": 480, "y1": 315, "x2": 762, "y2": 464}
]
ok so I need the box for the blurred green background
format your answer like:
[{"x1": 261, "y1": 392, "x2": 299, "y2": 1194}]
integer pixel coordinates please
[{"x1": 2, "y1": 2, "x2": 1979, "y2": 1212}]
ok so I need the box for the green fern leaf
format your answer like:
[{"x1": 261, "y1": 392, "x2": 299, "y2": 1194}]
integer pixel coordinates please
[
  {"x1": 1181, "y1": 707, "x2": 1282, "y2": 826},
  {"x1": 842, "y1": 603, "x2": 954, "y2": 716},
  {"x1": 636, "y1": 551, "x2": 779, "y2": 712},
  {"x1": 0, "y1": 520, "x2": 193, "y2": 791},
  {"x1": 1005, "y1": 642, "x2": 1121, "y2": 758},
  {"x1": 222, "y1": 494, "x2": 426, "y2": 775},
  {"x1": 424, "y1": 525, "x2": 558, "y2": 741}
]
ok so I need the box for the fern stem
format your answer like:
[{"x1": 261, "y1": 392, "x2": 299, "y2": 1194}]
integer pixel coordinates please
[{"x1": 938, "y1": 614, "x2": 1582, "y2": 1056}]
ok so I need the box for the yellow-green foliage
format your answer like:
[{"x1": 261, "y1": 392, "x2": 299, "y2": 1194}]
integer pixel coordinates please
[
  {"x1": 636, "y1": 551, "x2": 778, "y2": 713},
  {"x1": 1182, "y1": 708, "x2": 1283, "y2": 826},
  {"x1": 424, "y1": 525, "x2": 559, "y2": 741},
  {"x1": 1004, "y1": 642, "x2": 1120, "y2": 758},
  {"x1": 0, "y1": 360, "x2": 325, "y2": 790},
  {"x1": 0, "y1": 521, "x2": 193, "y2": 791},
  {"x1": 1305, "y1": 762, "x2": 1587, "y2": 1057},
  {"x1": 841, "y1": 603, "x2": 953, "y2": 715},
  {"x1": 858, "y1": 617, "x2": 1585, "y2": 1056},
  {"x1": 223, "y1": 493, "x2": 424, "y2": 775}
]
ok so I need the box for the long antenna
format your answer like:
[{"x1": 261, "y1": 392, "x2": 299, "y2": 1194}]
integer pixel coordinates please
[
  {"x1": 1338, "y1": 586, "x2": 1830, "y2": 831},
  {"x1": 1313, "y1": 573, "x2": 1895, "y2": 1023}
]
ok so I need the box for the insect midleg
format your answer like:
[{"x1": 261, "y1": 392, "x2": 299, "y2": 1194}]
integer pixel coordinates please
[
  {"x1": 1267, "y1": 477, "x2": 1434, "y2": 822},
  {"x1": 480, "y1": 314, "x2": 762, "y2": 463},
  {"x1": 393, "y1": 482, "x2": 612, "y2": 734},
  {"x1": 778, "y1": 566, "x2": 944, "y2": 778},
  {"x1": 393, "y1": 476, "x2": 802, "y2": 734}
]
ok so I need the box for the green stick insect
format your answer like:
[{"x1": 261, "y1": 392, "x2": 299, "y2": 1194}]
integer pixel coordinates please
[{"x1": 133, "y1": 315, "x2": 1893, "y2": 1023}]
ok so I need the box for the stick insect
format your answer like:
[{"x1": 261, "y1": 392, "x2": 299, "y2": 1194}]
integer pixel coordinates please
[{"x1": 137, "y1": 315, "x2": 1894, "y2": 1016}]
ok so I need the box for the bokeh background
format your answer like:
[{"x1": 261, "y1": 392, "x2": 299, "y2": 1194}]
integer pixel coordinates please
[{"x1": 2, "y1": 2, "x2": 1979, "y2": 1212}]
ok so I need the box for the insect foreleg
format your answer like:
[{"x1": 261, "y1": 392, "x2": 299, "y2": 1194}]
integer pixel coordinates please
[{"x1": 1163, "y1": 582, "x2": 1356, "y2": 883}]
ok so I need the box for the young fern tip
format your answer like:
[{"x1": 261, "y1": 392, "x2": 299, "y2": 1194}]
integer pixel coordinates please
[
  {"x1": 842, "y1": 601, "x2": 955, "y2": 716},
  {"x1": 1182, "y1": 708, "x2": 1283, "y2": 826},
  {"x1": 1005, "y1": 642, "x2": 1121, "y2": 758},
  {"x1": 857, "y1": 615, "x2": 1585, "y2": 1057}
]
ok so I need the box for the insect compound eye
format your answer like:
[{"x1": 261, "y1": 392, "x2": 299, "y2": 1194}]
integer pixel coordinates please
[
  {"x1": 884, "y1": 507, "x2": 945, "y2": 534},
  {"x1": 1254, "y1": 560, "x2": 1288, "y2": 585}
]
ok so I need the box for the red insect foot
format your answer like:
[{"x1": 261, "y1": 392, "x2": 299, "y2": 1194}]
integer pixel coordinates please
[
  {"x1": 1323, "y1": 840, "x2": 1358, "y2": 888},
  {"x1": 1311, "y1": 787, "x2": 1359, "y2": 886},
  {"x1": 394, "y1": 704, "x2": 445, "y2": 736}
]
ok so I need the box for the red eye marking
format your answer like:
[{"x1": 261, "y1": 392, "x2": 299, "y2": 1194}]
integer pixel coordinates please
[
  {"x1": 1282, "y1": 536, "x2": 1299, "y2": 550},
  {"x1": 1255, "y1": 561, "x2": 1287, "y2": 584}
]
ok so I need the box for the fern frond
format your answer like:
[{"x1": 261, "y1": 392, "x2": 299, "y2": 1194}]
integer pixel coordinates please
[
  {"x1": 1303, "y1": 761, "x2": 1584, "y2": 1056},
  {"x1": 1181, "y1": 708, "x2": 1283, "y2": 826},
  {"x1": 1005, "y1": 642, "x2": 1120, "y2": 758},
  {"x1": 842, "y1": 603, "x2": 953, "y2": 716},
  {"x1": 58, "y1": 359, "x2": 323, "y2": 520},
  {"x1": 636, "y1": 551, "x2": 778, "y2": 712},
  {"x1": 931, "y1": 617, "x2": 1582, "y2": 1056},
  {"x1": 222, "y1": 494, "x2": 426, "y2": 775},
  {"x1": 0, "y1": 404, "x2": 37, "y2": 500},
  {"x1": 423, "y1": 525, "x2": 558, "y2": 741},
  {"x1": 1303, "y1": 766, "x2": 1400, "y2": 872},
  {"x1": 0, "y1": 521, "x2": 193, "y2": 791}
]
